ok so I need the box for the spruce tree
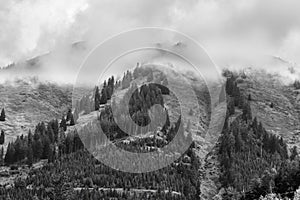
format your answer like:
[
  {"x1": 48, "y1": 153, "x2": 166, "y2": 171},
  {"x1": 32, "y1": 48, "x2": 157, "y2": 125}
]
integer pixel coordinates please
[
  {"x1": 290, "y1": 146, "x2": 298, "y2": 160},
  {"x1": 70, "y1": 114, "x2": 75, "y2": 126},
  {"x1": 66, "y1": 108, "x2": 72, "y2": 122},
  {"x1": 5, "y1": 143, "x2": 15, "y2": 164},
  {"x1": 28, "y1": 130, "x2": 33, "y2": 146},
  {"x1": 0, "y1": 147, "x2": 3, "y2": 165},
  {"x1": 27, "y1": 145, "x2": 33, "y2": 167},
  {"x1": 42, "y1": 136, "x2": 51, "y2": 159},
  {"x1": 100, "y1": 88, "x2": 108, "y2": 104},
  {"x1": 242, "y1": 102, "x2": 252, "y2": 122},
  {"x1": 0, "y1": 108, "x2": 5, "y2": 121},
  {"x1": 95, "y1": 86, "x2": 101, "y2": 110},
  {"x1": 47, "y1": 124, "x2": 54, "y2": 143},
  {"x1": 60, "y1": 117, "x2": 67, "y2": 132},
  {"x1": 0, "y1": 130, "x2": 4, "y2": 145},
  {"x1": 228, "y1": 99, "x2": 235, "y2": 115},
  {"x1": 33, "y1": 139, "x2": 43, "y2": 159},
  {"x1": 248, "y1": 94, "x2": 252, "y2": 101}
]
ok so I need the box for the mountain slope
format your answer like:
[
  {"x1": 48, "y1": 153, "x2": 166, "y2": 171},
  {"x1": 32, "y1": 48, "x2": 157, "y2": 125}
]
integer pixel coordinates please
[
  {"x1": 0, "y1": 78, "x2": 72, "y2": 148},
  {"x1": 68, "y1": 64, "x2": 226, "y2": 199},
  {"x1": 238, "y1": 69, "x2": 300, "y2": 150}
]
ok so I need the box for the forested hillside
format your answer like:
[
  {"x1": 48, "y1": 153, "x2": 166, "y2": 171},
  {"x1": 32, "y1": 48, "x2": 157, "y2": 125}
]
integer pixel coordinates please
[
  {"x1": 0, "y1": 66, "x2": 209, "y2": 199},
  {"x1": 0, "y1": 78, "x2": 72, "y2": 150},
  {"x1": 3, "y1": 66, "x2": 299, "y2": 199},
  {"x1": 218, "y1": 70, "x2": 300, "y2": 200}
]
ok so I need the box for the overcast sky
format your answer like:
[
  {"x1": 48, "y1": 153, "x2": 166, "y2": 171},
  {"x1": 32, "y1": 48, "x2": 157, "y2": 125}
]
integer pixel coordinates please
[{"x1": 1, "y1": 0, "x2": 300, "y2": 82}]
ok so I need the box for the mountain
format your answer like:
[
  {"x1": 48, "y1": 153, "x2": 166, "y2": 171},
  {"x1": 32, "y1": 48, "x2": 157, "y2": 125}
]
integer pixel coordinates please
[
  {"x1": 0, "y1": 41, "x2": 88, "y2": 84},
  {"x1": 2, "y1": 62, "x2": 300, "y2": 199},
  {"x1": 61, "y1": 64, "x2": 227, "y2": 199},
  {"x1": 239, "y1": 69, "x2": 300, "y2": 150},
  {"x1": 0, "y1": 77, "x2": 72, "y2": 149},
  {"x1": 205, "y1": 69, "x2": 300, "y2": 199}
]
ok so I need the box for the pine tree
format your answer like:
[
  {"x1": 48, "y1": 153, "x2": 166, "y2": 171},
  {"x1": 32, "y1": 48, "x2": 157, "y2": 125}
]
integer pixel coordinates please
[
  {"x1": 248, "y1": 94, "x2": 252, "y2": 101},
  {"x1": 133, "y1": 66, "x2": 140, "y2": 79},
  {"x1": 70, "y1": 114, "x2": 75, "y2": 126},
  {"x1": 290, "y1": 146, "x2": 298, "y2": 160},
  {"x1": 0, "y1": 130, "x2": 4, "y2": 144},
  {"x1": 106, "y1": 76, "x2": 115, "y2": 100},
  {"x1": 95, "y1": 86, "x2": 101, "y2": 110},
  {"x1": 5, "y1": 143, "x2": 15, "y2": 164},
  {"x1": 228, "y1": 98, "x2": 235, "y2": 115},
  {"x1": 100, "y1": 88, "x2": 108, "y2": 104},
  {"x1": 28, "y1": 130, "x2": 33, "y2": 146},
  {"x1": 242, "y1": 102, "x2": 252, "y2": 122},
  {"x1": 0, "y1": 147, "x2": 3, "y2": 165},
  {"x1": 47, "y1": 124, "x2": 55, "y2": 143},
  {"x1": 66, "y1": 108, "x2": 72, "y2": 122},
  {"x1": 33, "y1": 139, "x2": 43, "y2": 159},
  {"x1": 0, "y1": 108, "x2": 5, "y2": 121},
  {"x1": 51, "y1": 119, "x2": 59, "y2": 142},
  {"x1": 42, "y1": 136, "x2": 51, "y2": 159},
  {"x1": 294, "y1": 80, "x2": 300, "y2": 89},
  {"x1": 121, "y1": 71, "x2": 132, "y2": 89},
  {"x1": 27, "y1": 145, "x2": 33, "y2": 167},
  {"x1": 60, "y1": 117, "x2": 67, "y2": 132}
]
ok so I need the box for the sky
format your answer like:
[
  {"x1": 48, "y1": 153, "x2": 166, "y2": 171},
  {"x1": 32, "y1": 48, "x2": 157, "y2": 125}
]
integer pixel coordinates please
[{"x1": 1, "y1": 0, "x2": 300, "y2": 83}]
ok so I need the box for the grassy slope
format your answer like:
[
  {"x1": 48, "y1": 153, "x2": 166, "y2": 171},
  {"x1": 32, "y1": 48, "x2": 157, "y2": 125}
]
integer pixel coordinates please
[
  {"x1": 238, "y1": 69, "x2": 300, "y2": 150},
  {"x1": 0, "y1": 78, "x2": 72, "y2": 149}
]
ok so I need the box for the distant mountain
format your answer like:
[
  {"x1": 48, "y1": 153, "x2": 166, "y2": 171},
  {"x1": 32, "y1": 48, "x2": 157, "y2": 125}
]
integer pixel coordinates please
[{"x1": 0, "y1": 41, "x2": 89, "y2": 83}]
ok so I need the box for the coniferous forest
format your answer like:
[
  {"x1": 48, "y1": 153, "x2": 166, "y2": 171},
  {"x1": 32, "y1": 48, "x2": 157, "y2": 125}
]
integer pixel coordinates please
[
  {"x1": 0, "y1": 67, "x2": 200, "y2": 200},
  {"x1": 1, "y1": 68, "x2": 300, "y2": 199},
  {"x1": 219, "y1": 71, "x2": 300, "y2": 199}
]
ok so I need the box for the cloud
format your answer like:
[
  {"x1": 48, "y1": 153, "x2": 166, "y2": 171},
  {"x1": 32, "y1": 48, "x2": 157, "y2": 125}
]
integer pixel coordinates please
[
  {"x1": 0, "y1": 0, "x2": 88, "y2": 67},
  {"x1": 1, "y1": 0, "x2": 300, "y2": 82},
  {"x1": 166, "y1": 0, "x2": 300, "y2": 66}
]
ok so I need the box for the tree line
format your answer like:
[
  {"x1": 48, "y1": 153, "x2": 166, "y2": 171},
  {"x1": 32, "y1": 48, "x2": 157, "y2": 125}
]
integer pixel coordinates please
[
  {"x1": 219, "y1": 70, "x2": 298, "y2": 199},
  {"x1": 4, "y1": 108, "x2": 79, "y2": 166}
]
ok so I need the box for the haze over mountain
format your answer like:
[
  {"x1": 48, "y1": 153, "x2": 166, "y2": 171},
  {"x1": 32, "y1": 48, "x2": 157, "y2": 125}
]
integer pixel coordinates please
[
  {"x1": 1, "y1": 1, "x2": 300, "y2": 199},
  {"x1": 1, "y1": 0, "x2": 300, "y2": 84}
]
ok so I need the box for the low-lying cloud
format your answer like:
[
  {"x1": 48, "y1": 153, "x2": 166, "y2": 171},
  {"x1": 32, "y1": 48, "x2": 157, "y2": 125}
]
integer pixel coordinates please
[{"x1": 1, "y1": 0, "x2": 300, "y2": 83}]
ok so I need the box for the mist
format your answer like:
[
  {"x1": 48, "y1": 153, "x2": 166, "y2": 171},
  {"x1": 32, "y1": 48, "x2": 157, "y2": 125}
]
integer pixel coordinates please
[{"x1": 1, "y1": 0, "x2": 300, "y2": 84}]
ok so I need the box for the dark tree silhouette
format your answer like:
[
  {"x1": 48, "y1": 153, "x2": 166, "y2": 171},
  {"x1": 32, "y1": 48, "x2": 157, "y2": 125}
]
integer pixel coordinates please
[
  {"x1": 66, "y1": 108, "x2": 72, "y2": 122},
  {"x1": 0, "y1": 108, "x2": 5, "y2": 121},
  {"x1": 290, "y1": 146, "x2": 298, "y2": 160},
  {"x1": 248, "y1": 94, "x2": 252, "y2": 101},
  {"x1": 60, "y1": 117, "x2": 67, "y2": 132},
  {"x1": 0, "y1": 130, "x2": 5, "y2": 144},
  {"x1": 27, "y1": 145, "x2": 33, "y2": 166},
  {"x1": 70, "y1": 114, "x2": 75, "y2": 126},
  {"x1": 95, "y1": 86, "x2": 101, "y2": 110}
]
